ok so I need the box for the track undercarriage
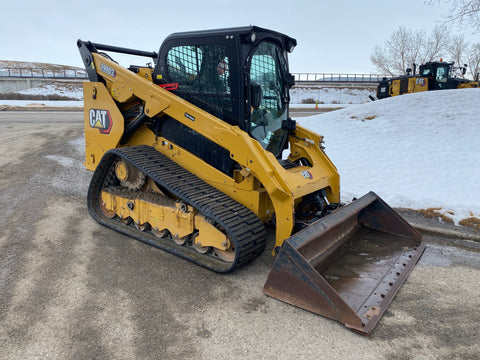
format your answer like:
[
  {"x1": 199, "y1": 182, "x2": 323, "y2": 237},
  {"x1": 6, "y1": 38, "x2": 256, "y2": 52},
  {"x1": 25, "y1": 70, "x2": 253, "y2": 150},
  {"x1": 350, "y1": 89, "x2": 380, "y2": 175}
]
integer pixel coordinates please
[{"x1": 88, "y1": 145, "x2": 267, "y2": 273}]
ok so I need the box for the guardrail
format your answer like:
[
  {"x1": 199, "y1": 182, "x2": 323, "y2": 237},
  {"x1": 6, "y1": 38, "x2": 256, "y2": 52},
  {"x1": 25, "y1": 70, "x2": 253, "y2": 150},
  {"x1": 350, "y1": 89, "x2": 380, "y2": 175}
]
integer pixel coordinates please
[
  {"x1": 0, "y1": 68, "x2": 87, "y2": 79},
  {"x1": 0, "y1": 68, "x2": 386, "y2": 83},
  {"x1": 292, "y1": 73, "x2": 386, "y2": 83}
]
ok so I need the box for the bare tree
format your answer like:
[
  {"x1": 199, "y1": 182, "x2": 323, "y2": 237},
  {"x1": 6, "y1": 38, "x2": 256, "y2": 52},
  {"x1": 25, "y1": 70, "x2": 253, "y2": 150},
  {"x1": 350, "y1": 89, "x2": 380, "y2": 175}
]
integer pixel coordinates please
[
  {"x1": 386, "y1": 26, "x2": 413, "y2": 75},
  {"x1": 371, "y1": 24, "x2": 479, "y2": 80},
  {"x1": 370, "y1": 45, "x2": 394, "y2": 76},
  {"x1": 448, "y1": 34, "x2": 469, "y2": 77},
  {"x1": 423, "y1": 25, "x2": 450, "y2": 62},
  {"x1": 370, "y1": 26, "x2": 450, "y2": 75},
  {"x1": 409, "y1": 30, "x2": 427, "y2": 66},
  {"x1": 466, "y1": 43, "x2": 480, "y2": 79},
  {"x1": 426, "y1": 0, "x2": 480, "y2": 33}
]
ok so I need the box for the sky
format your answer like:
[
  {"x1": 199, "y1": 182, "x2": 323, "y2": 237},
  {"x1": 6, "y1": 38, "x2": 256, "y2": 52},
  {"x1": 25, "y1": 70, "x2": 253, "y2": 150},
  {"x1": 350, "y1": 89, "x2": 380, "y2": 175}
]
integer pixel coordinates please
[{"x1": 0, "y1": 0, "x2": 477, "y2": 74}]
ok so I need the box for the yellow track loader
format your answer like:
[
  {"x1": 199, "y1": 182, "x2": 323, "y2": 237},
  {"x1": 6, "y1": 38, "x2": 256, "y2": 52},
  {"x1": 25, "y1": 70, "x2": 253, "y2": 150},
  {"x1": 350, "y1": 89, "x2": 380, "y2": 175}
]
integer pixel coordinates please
[{"x1": 78, "y1": 26, "x2": 425, "y2": 334}]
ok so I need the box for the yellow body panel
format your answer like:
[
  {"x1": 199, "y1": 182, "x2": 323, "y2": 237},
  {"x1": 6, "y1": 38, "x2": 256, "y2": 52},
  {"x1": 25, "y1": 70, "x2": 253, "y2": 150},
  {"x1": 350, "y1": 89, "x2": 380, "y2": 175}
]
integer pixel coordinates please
[
  {"x1": 84, "y1": 53, "x2": 340, "y2": 250},
  {"x1": 409, "y1": 77, "x2": 429, "y2": 93},
  {"x1": 135, "y1": 67, "x2": 155, "y2": 83},
  {"x1": 390, "y1": 77, "x2": 429, "y2": 97},
  {"x1": 83, "y1": 83, "x2": 124, "y2": 170}
]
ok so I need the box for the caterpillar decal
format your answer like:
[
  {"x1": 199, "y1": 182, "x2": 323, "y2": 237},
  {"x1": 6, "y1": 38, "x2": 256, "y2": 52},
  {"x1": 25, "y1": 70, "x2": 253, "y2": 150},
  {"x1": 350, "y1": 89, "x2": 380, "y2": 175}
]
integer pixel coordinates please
[{"x1": 89, "y1": 109, "x2": 113, "y2": 134}]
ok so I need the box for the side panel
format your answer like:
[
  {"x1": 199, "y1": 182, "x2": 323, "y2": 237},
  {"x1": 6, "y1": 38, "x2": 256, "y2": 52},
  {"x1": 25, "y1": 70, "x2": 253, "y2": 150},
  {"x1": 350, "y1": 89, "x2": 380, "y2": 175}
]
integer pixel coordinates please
[
  {"x1": 391, "y1": 79, "x2": 401, "y2": 97},
  {"x1": 399, "y1": 78, "x2": 408, "y2": 95},
  {"x1": 83, "y1": 82, "x2": 124, "y2": 171},
  {"x1": 409, "y1": 77, "x2": 428, "y2": 94}
]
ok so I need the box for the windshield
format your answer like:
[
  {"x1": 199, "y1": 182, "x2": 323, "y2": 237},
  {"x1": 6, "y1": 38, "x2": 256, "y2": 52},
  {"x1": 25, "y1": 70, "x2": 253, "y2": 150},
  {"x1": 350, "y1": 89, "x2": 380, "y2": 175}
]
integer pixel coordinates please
[{"x1": 249, "y1": 41, "x2": 288, "y2": 157}]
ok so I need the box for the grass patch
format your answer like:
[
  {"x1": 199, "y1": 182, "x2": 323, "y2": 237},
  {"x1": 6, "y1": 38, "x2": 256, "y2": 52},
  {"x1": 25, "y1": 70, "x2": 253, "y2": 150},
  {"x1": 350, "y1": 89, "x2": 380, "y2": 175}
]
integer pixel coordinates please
[
  {"x1": 0, "y1": 93, "x2": 78, "y2": 101},
  {"x1": 459, "y1": 217, "x2": 480, "y2": 232},
  {"x1": 301, "y1": 98, "x2": 316, "y2": 104},
  {"x1": 363, "y1": 115, "x2": 376, "y2": 120},
  {"x1": 414, "y1": 208, "x2": 480, "y2": 231},
  {"x1": 414, "y1": 207, "x2": 454, "y2": 223}
]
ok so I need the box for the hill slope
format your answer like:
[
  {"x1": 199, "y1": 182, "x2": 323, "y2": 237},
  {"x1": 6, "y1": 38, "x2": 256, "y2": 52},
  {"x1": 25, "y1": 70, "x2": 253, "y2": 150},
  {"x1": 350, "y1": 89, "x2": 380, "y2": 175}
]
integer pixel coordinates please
[{"x1": 0, "y1": 60, "x2": 83, "y2": 71}]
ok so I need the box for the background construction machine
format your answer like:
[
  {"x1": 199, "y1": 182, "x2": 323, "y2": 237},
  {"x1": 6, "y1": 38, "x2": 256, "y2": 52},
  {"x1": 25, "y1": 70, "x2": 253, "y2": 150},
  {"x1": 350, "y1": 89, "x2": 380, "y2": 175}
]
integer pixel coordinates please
[
  {"x1": 377, "y1": 60, "x2": 479, "y2": 99},
  {"x1": 78, "y1": 26, "x2": 425, "y2": 334}
]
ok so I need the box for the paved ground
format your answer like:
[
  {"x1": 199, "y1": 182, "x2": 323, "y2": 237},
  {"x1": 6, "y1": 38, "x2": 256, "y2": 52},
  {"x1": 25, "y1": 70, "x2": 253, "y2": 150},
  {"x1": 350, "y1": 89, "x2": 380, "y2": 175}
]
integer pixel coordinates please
[{"x1": 0, "y1": 112, "x2": 479, "y2": 360}]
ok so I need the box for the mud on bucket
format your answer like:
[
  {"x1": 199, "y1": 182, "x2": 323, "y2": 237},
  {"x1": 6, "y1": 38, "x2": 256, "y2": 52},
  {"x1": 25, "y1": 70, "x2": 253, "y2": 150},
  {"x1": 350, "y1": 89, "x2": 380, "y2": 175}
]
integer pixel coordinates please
[{"x1": 263, "y1": 191, "x2": 425, "y2": 335}]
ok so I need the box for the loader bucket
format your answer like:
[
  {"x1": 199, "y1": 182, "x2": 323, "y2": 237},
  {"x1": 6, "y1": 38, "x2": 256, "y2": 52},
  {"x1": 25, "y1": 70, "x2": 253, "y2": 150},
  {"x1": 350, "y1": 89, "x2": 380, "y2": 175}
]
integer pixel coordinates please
[{"x1": 263, "y1": 191, "x2": 425, "y2": 335}]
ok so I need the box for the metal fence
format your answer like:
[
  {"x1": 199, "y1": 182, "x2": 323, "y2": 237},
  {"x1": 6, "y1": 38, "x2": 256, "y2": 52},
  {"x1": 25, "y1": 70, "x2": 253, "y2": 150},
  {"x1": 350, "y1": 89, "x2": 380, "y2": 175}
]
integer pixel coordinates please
[
  {"x1": 0, "y1": 68, "x2": 387, "y2": 83},
  {"x1": 292, "y1": 73, "x2": 386, "y2": 83},
  {"x1": 0, "y1": 68, "x2": 87, "y2": 79}
]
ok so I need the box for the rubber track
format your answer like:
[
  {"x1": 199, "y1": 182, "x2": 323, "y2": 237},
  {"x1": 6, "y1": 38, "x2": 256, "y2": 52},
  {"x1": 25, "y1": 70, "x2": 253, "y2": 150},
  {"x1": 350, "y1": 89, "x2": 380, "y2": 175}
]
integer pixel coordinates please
[{"x1": 87, "y1": 145, "x2": 267, "y2": 273}]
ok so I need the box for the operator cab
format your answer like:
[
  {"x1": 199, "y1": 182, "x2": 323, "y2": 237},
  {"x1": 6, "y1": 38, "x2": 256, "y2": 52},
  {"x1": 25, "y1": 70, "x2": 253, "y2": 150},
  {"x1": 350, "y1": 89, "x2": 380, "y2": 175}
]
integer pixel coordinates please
[
  {"x1": 419, "y1": 61, "x2": 453, "y2": 90},
  {"x1": 153, "y1": 26, "x2": 297, "y2": 160}
]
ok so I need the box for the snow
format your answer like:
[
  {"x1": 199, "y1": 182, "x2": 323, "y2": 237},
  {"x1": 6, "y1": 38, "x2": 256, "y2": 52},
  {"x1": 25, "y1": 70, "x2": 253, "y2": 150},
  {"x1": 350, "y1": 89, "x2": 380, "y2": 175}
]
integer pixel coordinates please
[
  {"x1": 290, "y1": 85, "x2": 375, "y2": 105},
  {"x1": 17, "y1": 82, "x2": 83, "y2": 99},
  {"x1": 297, "y1": 88, "x2": 480, "y2": 224}
]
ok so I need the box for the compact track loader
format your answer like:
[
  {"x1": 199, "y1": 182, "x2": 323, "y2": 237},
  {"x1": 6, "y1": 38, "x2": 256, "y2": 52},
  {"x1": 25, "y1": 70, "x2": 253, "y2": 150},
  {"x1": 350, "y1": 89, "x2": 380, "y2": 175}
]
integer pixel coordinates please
[{"x1": 78, "y1": 26, "x2": 425, "y2": 334}]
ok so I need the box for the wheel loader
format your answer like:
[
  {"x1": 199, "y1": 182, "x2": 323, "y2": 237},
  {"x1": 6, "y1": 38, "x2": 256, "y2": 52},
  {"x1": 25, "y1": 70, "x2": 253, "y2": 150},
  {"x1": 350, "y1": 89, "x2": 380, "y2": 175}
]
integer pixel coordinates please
[
  {"x1": 377, "y1": 60, "x2": 479, "y2": 99},
  {"x1": 77, "y1": 26, "x2": 425, "y2": 335}
]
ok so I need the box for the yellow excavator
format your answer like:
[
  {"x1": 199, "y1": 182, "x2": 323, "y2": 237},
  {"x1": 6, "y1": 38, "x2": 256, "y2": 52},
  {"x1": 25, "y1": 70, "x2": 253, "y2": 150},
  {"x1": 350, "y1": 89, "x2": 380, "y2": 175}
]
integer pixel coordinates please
[{"x1": 78, "y1": 26, "x2": 425, "y2": 334}]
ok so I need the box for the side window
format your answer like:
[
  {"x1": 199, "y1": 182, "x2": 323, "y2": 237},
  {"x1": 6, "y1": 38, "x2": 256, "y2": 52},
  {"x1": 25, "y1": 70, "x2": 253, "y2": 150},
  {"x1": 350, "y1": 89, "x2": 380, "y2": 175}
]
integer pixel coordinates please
[
  {"x1": 422, "y1": 68, "x2": 432, "y2": 76},
  {"x1": 166, "y1": 46, "x2": 202, "y2": 83},
  {"x1": 166, "y1": 44, "x2": 232, "y2": 119}
]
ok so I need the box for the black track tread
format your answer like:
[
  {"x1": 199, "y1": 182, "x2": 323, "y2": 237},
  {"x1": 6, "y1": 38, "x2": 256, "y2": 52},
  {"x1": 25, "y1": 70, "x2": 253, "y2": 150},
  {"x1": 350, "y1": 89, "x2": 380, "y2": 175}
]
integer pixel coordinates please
[{"x1": 87, "y1": 145, "x2": 267, "y2": 273}]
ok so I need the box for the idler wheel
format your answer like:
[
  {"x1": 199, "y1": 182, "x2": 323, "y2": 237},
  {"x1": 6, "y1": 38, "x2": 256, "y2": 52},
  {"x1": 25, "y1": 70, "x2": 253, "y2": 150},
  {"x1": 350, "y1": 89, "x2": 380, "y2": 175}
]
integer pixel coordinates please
[{"x1": 115, "y1": 161, "x2": 145, "y2": 190}]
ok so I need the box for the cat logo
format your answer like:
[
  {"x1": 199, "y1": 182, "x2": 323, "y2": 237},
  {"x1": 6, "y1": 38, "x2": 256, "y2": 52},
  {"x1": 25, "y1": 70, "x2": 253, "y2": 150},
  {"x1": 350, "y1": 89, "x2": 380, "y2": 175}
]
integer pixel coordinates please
[
  {"x1": 416, "y1": 78, "x2": 426, "y2": 86},
  {"x1": 89, "y1": 109, "x2": 113, "y2": 134}
]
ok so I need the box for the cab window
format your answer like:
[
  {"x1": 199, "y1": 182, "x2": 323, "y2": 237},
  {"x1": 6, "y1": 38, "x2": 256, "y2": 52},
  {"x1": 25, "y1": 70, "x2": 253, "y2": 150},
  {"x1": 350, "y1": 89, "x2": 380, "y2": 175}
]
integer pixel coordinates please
[{"x1": 166, "y1": 44, "x2": 232, "y2": 119}]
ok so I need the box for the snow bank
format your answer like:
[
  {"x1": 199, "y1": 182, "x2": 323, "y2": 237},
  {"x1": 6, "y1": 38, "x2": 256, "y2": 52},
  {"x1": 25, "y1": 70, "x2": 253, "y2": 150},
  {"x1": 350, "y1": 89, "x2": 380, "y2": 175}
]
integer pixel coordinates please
[
  {"x1": 17, "y1": 81, "x2": 83, "y2": 99},
  {"x1": 297, "y1": 88, "x2": 480, "y2": 223},
  {"x1": 290, "y1": 85, "x2": 375, "y2": 105}
]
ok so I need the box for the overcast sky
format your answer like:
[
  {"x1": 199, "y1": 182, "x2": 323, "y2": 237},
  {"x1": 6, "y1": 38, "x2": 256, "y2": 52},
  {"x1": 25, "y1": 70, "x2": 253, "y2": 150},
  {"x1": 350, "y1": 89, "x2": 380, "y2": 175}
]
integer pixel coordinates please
[{"x1": 1, "y1": 0, "x2": 476, "y2": 74}]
